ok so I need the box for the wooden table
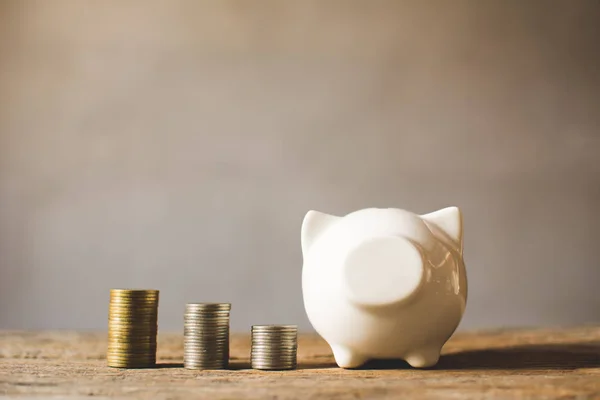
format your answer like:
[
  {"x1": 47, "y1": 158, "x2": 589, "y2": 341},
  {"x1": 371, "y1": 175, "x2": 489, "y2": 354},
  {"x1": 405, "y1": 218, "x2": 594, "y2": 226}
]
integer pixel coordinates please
[{"x1": 1, "y1": 327, "x2": 599, "y2": 399}]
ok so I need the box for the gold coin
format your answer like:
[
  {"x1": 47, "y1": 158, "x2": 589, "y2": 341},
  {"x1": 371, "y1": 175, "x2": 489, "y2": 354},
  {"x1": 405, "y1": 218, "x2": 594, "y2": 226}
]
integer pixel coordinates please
[
  {"x1": 106, "y1": 355, "x2": 156, "y2": 360},
  {"x1": 108, "y1": 335, "x2": 156, "y2": 341},
  {"x1": 108, "y1": 297, "x2": 158, "y2": 307},
  {"x1": 108, "y1": 342, "x2": 156, "y2": 346},
  {"x1": 109, "y1": 300, "x2": 158, "y2": 306},
  {"x1": 108, "y1": 311, "x2": 158, "y2": 317},
  {"x1": 107, "y1": 333, "x2": 157, "y2": 338},
  {"x1": 107, "y1": 363, "x2": 156, "y2": 369},
  {"x1": 108, "y1": 337, "x2": 156, "y2": 345},
  {"x1": 109, "y1": 298, "x2": 158, "y2": 303},
  {"x1": 107, "y1": 347, "x2": 156, "y2": 353},
  {"x1": 107, "y1": 360, "x2": 156, "y2": 364},
  {"x1": 108, "y1": 322, "x2": 158, "y2": 327},
  {"x1": 108, "y1": 328, "x2": 157, "y2": 333},
  {"x1": 109, "y1": 300, "x2": 158, "y2": 304},
  {"x1": 110, "y1": 289, "x2": 159, "y2": 295},
  {"x1": 108, "y1": 305, "x2": 158, "y2": 310},
  {"x1": 108, "y1": 320, "x2": 157, "y2": 325},
  {"x1": 106, "y1": 354, "x2": 156, "y2": 361},
  {"x1": 107, "y1": 349, "x2": 157, "y2": 354}
]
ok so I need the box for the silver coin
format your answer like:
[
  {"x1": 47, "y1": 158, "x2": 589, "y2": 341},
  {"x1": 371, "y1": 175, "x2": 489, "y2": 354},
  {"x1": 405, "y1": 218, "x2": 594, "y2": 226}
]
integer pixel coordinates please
[
  {"x1": 183, "y1": 324, "x2": 230, "y2": 330},
  {"x1": 183, "y1": 324, "x2": 229, "y2": 332},
  {"x1": 184, "y1": 331, "x2": 229, "y2": 337},
  {"x1": 184, "y1": 332, "x2": 229, "y2": 337},
  {"x1": 184, "y1": 308, "x2": 230, "y2": 313},
  {"x1": 251, "y1": 330, "x2": 296, "y2": 334},
  {"x1": 251, "y1": 332, "x2": 297, "y2": 337},
  {"x1": 184, "y1": 359, "x2": 227, "y2": 363},
  {"x1": 184, "y1": 347, "x2": 229, "y2": 352},
  {"x1": 251, "y1": 352, "x2": 297, "y2": 357},
  {"x1": 252, "y1": 364, "x2": 297, "y2": 368},
  {"x1": 251, "y1": 354, "x2": 297, "y2": 360},
  {"x1": 184, "y1": 348, "x2": 229, "y2": 353},
  {"x1": 183, "y1": 319, "x2": 230, "y2": 324},
  {"x1": 252, "y1": 340, "x2": 296, "y2": 345},
  {"x1": 184, "y1": 358, "x2": 227, "y2": 363},
  {"x1": 252, "y1": 325, "x2": 297, "y2": 330},
  {"x1": 184, "y1": 318, "x2": 230, "y2": 322},
  {"x1": 183, "y1": 360, "x2": 227, "y2": 365},
  {"x1": 251, "y1": 361, "x2": 297, "y2": 366},
  {"x1": 184, "y1": 334, "x2": 229, "y2": 339},
  {"x1": 184, "y1": 360, "x2": 227, "y2": 365},
  {"x1": 251, "y1": 360, "x2": 297, "y2": 366},
  {"x1": 184, "y1": 338, "x2": 229, "y2": 344},
  {"x1": 184, "y1": 341, "x2": 229, "y2": 345},
  {"x1": 184, "y1": 322, "x2": 230, "y2": 326},
  {"x1": 251, "y1": 349, "x2": 297, "y2": 354},
  {"x1": 185, "y1": 303, "x2": 230, "y2": 308},
  {"x1": 251, "y1": 337, "x2": 296, "y2": 342},
  {"x1": 184, "y1": 348, "x2": 228, "y2": 354},
  {"x1": 184, "y1": 354, "x2": 228, "y2": 359},
  {"x1": 251, "y1": 349, "x2": 296, "y2": 353},
  {"x1": 252, "y1": 341, "x2": 296, "y2": 346}
]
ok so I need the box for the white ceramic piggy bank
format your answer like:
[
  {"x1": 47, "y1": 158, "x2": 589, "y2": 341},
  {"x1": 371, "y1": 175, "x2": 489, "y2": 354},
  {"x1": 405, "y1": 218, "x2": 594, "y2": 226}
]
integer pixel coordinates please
[{"x1": 301, "y1": 207, "x2": 467, "y2": 368}]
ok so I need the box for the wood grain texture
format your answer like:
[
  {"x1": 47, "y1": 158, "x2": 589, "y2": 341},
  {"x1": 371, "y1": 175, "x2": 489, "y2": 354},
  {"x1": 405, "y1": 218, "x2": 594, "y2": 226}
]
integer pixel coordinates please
[{"x1": 1, "y1": 327, "x2": 599, "y2": 399}]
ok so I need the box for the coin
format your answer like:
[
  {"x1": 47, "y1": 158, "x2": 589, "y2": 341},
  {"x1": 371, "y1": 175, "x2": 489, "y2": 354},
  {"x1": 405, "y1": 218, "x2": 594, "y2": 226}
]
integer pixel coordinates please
[
  {"x1": 185, "y1": 303, "x2": 230, "y2": 308},
  {"x1": 251, "y1": 325, "x2": 297, "y2": 370},
  {"x1": 252, "y1": 325, "x2": 297, "y2": 330},
  {"x1": 106, "y1": 289, "x2": 160, "y2": 369},
  {"x1": 182, "y1": 302, "x2": 230, "y2": 370},
  {"x1": 110, "y1": 289, "x2": 159, "y2": 296}
]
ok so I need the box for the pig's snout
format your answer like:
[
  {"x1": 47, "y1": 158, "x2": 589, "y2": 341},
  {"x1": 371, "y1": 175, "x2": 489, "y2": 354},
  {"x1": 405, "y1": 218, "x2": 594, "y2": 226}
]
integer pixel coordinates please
[{"x1": 342, "y1": 236, "x2": 425, "y2": 308}]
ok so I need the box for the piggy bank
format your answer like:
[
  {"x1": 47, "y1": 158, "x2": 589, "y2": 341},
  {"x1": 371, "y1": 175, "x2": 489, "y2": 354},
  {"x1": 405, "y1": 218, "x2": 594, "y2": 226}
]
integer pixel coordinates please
[{"x1": 301, "y1": 207, "x2": 467, "y2": 368}]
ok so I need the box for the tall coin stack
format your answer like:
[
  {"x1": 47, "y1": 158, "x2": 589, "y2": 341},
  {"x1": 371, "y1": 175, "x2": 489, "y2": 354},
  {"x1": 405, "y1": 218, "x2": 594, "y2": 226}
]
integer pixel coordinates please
[
  {"x1": 184, "y1": 303, "x2": 231, "y2": 369},
  {"x1": 251, "y1": 325, "x2": 298, "y2": 370},
  {"x1": 107, "y1": 289, "x2": 159, "y2": 368}
]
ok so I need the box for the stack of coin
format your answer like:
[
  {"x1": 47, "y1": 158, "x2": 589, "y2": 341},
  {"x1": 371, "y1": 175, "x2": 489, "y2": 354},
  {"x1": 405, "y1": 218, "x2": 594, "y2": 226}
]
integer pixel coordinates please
[
  {"x1": 184, "y1": 303, "x2": 231, "y2": 369},
  {"x1": 251, "y1": 325, "x2": 298, "y2": 370},
  {"x1": 107, "y1": 289, "x2": 159, "y2": 368}
]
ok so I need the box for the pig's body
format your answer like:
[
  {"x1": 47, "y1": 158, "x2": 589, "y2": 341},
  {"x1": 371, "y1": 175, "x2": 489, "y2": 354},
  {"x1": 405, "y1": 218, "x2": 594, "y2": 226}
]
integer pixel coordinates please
[{"x1": 301, "y1": 207, "x2": 467, "y2": 368}]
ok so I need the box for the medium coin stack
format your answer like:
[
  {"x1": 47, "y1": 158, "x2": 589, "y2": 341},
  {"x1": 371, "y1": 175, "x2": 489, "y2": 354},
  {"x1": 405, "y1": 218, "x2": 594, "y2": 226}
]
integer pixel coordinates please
[
  {"x1": 251, "y1": 325, "x2": 298, "y2": 370},
  {"x1": 184, "y1": 303, "x2": 231, "y2": 369},
  {"x1": 107, "y1": 289, "x2": 159, "y2": 368}
]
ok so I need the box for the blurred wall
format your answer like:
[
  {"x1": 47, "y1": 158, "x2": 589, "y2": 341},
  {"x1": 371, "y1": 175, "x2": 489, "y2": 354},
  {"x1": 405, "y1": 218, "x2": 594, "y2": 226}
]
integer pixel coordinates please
[{"x1": 0, "y1": 0, "x2": 599, "y2": 331}]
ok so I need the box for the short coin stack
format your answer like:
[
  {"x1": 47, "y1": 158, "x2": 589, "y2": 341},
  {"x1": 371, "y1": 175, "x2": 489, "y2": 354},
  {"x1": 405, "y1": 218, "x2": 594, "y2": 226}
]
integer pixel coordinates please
[
  {"x1": 184, "y1": 303, "x2": 231, "y2": 369},
  {"x1": 251, "y1": 325, "x2": 298, "y2": 370},
  {"x1": 107, "y1": 289, "x2": 159, "y2": 368}
]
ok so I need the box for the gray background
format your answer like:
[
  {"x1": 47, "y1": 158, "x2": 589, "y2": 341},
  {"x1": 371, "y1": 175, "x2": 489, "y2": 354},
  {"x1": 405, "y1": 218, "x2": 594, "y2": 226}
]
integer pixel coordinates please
[{"x1": 1, "y1": 0, "x2": 599, "y2": 332}]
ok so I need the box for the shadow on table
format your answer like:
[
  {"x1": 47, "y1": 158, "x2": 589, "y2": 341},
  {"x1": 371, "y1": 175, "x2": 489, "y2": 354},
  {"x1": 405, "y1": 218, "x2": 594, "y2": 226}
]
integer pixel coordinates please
[
  {"x1": 228, "y1": 360, "x2": 251, "y2": 370},
  {"x1": 436, "y1": 342, "x2": 600, "y2": 370},
  {"x1": 155, "y1": 363, "x2": 184, "y2": 369},
  {"x1": 228, "y1": 360, "x2": 339, "y2": 370},
  {"x1": 157, "y1": 343, "x2": 600, "y2": 370},
  {"x1": 349, "y1": 342, "x2": 600, "y2": 370}
]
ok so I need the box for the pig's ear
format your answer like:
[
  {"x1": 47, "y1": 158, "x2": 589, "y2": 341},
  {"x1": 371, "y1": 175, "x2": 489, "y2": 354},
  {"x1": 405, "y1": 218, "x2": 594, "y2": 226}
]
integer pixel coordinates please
[
  {"x1": 301, "y1": 210, "x2": 339, "y2": 256},
  {"x1": 421, "y1": 207, "x2": 463, "y2": 254}
]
